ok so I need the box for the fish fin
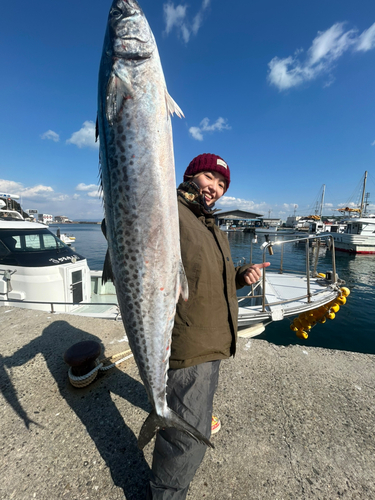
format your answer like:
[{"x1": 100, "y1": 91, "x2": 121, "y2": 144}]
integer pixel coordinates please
[
  {"x1": 102, "y1": 249, "x2": 114, "y2": 285},
  {"x1": 106, "y1": 73, "x2": 133, "y2": 124},
  {"x1": 95, "y1": 115, "x2": 99, "y2": 142},
  {"x1": 165, "y1": 90, "x2": 184, "y2": 118},
  {"x1": 178, "y1": 259, "x2": 189, "y2": 301},
  {"x1": 138, "y1": 408, "x2": 214, "y2": 450}
]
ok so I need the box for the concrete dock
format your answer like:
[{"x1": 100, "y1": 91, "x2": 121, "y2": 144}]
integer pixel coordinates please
[{"x1": 1, "y1": 307, "x2": 374, "y2": 499}]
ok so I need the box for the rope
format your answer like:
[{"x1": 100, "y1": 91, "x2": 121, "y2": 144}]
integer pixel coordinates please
[
  {"x1": 67, "y1": 349, "x2": 134, "y2": 388},
  {"x1": 68, "y1": 359, "x2": 102, "y2": 388}
]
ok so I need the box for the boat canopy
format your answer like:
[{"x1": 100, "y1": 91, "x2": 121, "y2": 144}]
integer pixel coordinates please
[{"x1": 0, "y1": 227, "x2": 85, "y2": 267}]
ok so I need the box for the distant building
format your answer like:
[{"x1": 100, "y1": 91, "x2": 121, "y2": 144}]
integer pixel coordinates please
[
  {"x1": 54, "y1": 215, "x2": 72, "y2": 223},
  {"x1": 38, "y1": 213, "x2": 53, "y2": 224},
  {"x1": 285, "y1": 216, "x2": 303, "y2": 228},
  {"x1": 258, "y1": 218, "x2": 281, "y2": 228}
]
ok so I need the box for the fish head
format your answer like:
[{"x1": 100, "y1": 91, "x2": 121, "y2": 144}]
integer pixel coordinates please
[{"x1": 108, "y1": 0, "x2": 156, "y2": 61}]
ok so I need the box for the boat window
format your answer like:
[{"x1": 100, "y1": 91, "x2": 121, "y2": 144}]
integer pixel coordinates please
[
  {"x1": 0, "y1": 241, "x2": 10, "y2": 258},
  {"x1": 1, "y1": 230, "x2": 67, "y2": 252}
]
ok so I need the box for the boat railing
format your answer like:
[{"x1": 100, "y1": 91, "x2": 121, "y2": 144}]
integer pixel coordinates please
[
  {"x1": 0, "y1": 297, "x2": 119, "y2": 314},
  {"x1": 240, "y1": 234, "x2": 338, "y2": 313}
]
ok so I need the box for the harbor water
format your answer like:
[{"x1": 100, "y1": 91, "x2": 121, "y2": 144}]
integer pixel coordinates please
[{"x1": 57, "y1": 223, "x2": 375, "y2": 355}]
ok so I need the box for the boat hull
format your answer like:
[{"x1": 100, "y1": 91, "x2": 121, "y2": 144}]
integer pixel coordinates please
[{"x1": 331, "y1": 234, "x2": 375, "y2": 254}]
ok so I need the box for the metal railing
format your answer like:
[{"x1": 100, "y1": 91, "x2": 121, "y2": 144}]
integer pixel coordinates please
[{"x1": 241, "y1": 234, "x2": 338, "y2": 313}]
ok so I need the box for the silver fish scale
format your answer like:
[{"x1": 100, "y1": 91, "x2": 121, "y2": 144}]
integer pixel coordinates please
[{"x1": 98, "y1": 1, "x2": 182, "y2": 415}]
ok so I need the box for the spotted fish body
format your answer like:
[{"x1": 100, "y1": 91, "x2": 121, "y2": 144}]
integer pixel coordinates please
[{"x1": 97, "y1": 0, "x2": 213, "y2": 449}]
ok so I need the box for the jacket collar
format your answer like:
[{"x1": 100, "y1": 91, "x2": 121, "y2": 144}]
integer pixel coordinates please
[{"x1": 177, "y1": 181, "x2": 219, "y2": 218}]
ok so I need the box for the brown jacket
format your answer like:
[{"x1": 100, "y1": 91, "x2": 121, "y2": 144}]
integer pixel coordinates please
[{"x1": 169, "y1": 195, "x2": 250, "y2": 369}]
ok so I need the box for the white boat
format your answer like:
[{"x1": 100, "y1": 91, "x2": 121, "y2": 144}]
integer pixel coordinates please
[
  {"x1": 0, "y1": 217, "x2": 119, "y2": 318},
  {"x1": 0, "y1": 207, "x2": 343, "y2": 335},
  {"x1": 329, "y1": 172, "x2": 375, "y2": 254},
  {"x1": 329, "y1": 216, "x2": 375, "y2": 254},
  {"x1": 219, "y1": 224, "x2": 244, "y2": 232},
  {"x1": 236, "y1": 233, "x2": 343, "y2": 337},
  {"x1": 56, "y1": 227, "x2": 76, "y2": 246},
  {"x1": 0, "y1": 209, "x2": 27, "y2": 221},
  {"x1": 255, "y1": 226, "x2": 278, "y2": 234}
]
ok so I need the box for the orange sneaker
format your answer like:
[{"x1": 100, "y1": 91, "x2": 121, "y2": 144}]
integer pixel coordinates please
[{"x1": 211, "y1": 415, "x2": 221, "y2": 435}]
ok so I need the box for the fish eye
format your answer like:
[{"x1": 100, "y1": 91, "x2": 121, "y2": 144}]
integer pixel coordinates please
[{"x1": 110, "y1": 7, "x2": 122, "y2": 18}]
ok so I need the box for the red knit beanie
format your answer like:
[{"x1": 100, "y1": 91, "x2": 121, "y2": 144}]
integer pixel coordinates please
[{"x1": 183, "y1": 153, "x2": 230, "y2": 191}]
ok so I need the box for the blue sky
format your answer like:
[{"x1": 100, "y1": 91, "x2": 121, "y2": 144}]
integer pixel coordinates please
[{"x1": 1, "y1": 0, "x2": 375, "y2": 220}]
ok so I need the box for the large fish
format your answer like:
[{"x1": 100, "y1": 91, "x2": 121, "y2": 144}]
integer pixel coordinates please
[{"x1": 97, "y1": 0, "x2": 213, "y2": 449}]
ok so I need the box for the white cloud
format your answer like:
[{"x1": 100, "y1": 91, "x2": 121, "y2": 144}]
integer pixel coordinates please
[
  {"x1": 52, "y1": 195, "x2": 70, "y2": 202},
  {"x1": 0, "y1": 179, "x2": 24, "y2": 195},
  {"x1": 355, "y1": 22, "x2": 375, "y2": 51},
  {"x1": 66, "y1": 121, "x2": 98, "y2": 149},
  {"x1": 337, "y1": 202, "x2": 358, "y2": 208},
  {"x1": 268, "y1": 22, "x2": 375, "y2": 91},
  {"x1": 22, "y1": 185, "x2": 54, "y2": 198},
  {"x1": 164, "y1": 1, "x2": 210, "y2": 43},
  {"x1": 371, "y1": 140, "x2": 375, "y2": 146},
  {"x1": 41, "y1": 130, "x2": 60, "y2": 142},
  {"x1": 0, "y1": 178, "x2": 103, "y2": 220},
  {"x1": 87, "y1": 190, "x2": 101, "y2": 198},
  {"x1": 75, "y1": 183, "x2": 99, "y2": 192},
  {"x1": 189, "y1": 117, "x2": 231, "y2": 141},
  {"x1": 217, "y1": 196, "x2": 267, "y2": 213},
  {"x1": 0, "y1": 180, "x2": 55, "y2": 200},
  {"x1": 164, "y1": 3, "x2": 187, "y2": 38},
  {"x1": 283, "y1": 203, "x2": 298, "y2": 210}
]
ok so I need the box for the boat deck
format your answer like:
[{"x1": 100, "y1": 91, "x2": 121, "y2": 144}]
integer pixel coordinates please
[
  {"x1": 237, "y1": 272, "x2": 338, "y2": 336},
  {"x1": 72, "y1": 294, "x2": 119, "y2": 318}
]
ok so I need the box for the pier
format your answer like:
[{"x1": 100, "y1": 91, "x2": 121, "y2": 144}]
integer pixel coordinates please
[{"x1": 1, "y1": 308, "x2": 374, "y2": 499}]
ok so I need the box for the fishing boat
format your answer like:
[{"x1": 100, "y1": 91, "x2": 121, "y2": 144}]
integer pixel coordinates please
[
  {"x1": 0, "y1": 214, "x2": 344, "y2": 340},
  {"x1": 56, "y1": 227, "x2": 76, "y2": 246},
  {"x1": 329, "y1": 216, "x2": 375, "y2": 254},
  {"x1": 329, "y1": 172, "x2": 375, "y2": 254},
  {"x1": 236, "y1": 233, "x2": 344, "y2": 337},
  {"x1": 0, "y1": 215, "x2": 119, "y2": 318},
  {"x1": 1, "y1": 195, "x2": 345, "y2": 332}
]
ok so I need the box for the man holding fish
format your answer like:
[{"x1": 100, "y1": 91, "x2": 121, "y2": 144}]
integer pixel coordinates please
[
  {"x1": 97, "y1": 2, "x2": 268, "y2": 498},
  {"x1": 146, "y1": 153, "x2": 269, "y2": 499}
]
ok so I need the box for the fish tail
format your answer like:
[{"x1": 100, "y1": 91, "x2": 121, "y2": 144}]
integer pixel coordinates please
[{"x1": 138, "y1": 409, "x2": 214, "y2": 450}]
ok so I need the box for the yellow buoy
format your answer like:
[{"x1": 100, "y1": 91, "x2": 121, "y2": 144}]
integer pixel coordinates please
[
  {"x1": 298, "y1": 316, "x2": 312, "y2": 328},
  {"x1": 336, "y1": 296, "x2": 346, "y2": 305},
  {"x1": 293, "y1": 318, "x2": 304, "y2": 330},
  {"x1": 340, "y1": 287, "x2": 350, "y2": 297},
  {"x1": 311, "y1": 310, "x2": 321, "y2": 320},
  {"x1": 330, "y1": 304, "x2": 340, "y2": 313},
  {"x1": 318, "y1": 316, "x2": 326, "y2": 324},
  {"x1": 290, "y1": 323, "x2": 298, "y2": 332},
  {"x1": 296, "y1": 330, "x2": 309, "y2": 339},
  {"x1": 326, "y1": 312, "x2": 336, "y2": 320},
  {"x1": 316, "y1": 306, "x2": 328, "y2": 316}
]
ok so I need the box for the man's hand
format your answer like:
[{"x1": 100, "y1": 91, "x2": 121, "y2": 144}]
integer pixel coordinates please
[{"x1": 242, "y1": 262, "x2": 271, "y2": 285}]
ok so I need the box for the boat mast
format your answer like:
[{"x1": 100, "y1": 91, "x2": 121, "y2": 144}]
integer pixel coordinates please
[
  {"x1": 319, "y1": 184, "x2": 325, "y2": 219},
  {"x1": 359, "y1": 171, "x2": 368, "y2": 217}
]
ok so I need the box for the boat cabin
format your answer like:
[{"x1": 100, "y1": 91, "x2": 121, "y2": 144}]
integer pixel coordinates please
[{"x1": 0, "y1": 220, "x2": 91, "y2": 311}]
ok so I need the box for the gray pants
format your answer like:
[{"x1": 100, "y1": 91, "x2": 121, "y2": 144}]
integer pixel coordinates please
[{"x1": 147, "y1": 360, "x2": 221, "y2": 500}]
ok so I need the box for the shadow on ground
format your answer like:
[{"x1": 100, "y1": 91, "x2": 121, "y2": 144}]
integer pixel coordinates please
[{"x1": 2, "y1": 320, "x2": 151, "y2": 499}]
